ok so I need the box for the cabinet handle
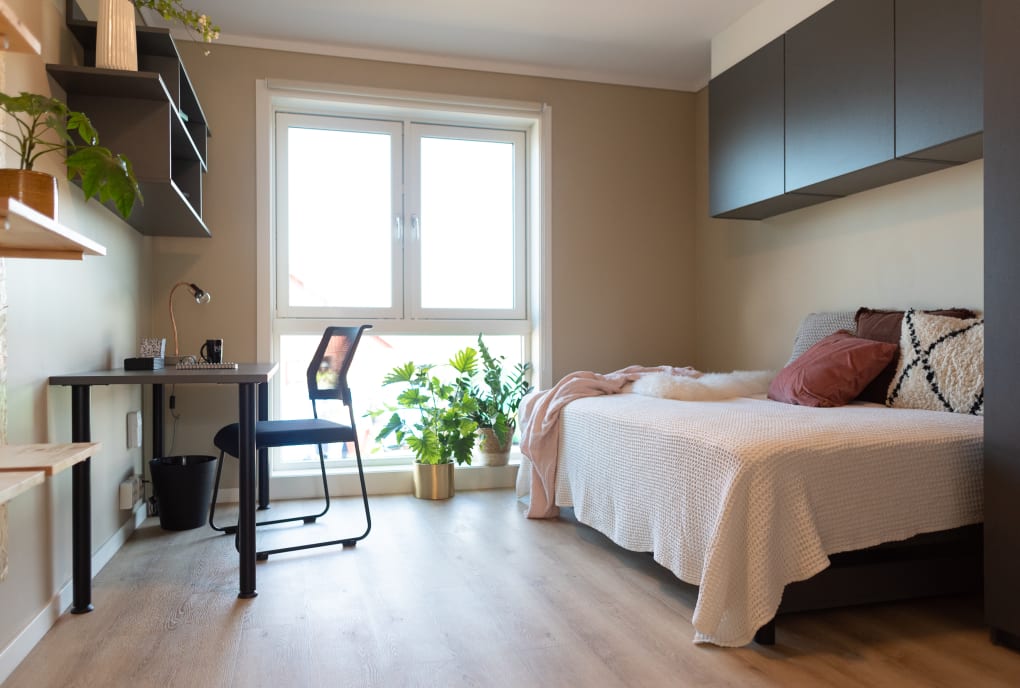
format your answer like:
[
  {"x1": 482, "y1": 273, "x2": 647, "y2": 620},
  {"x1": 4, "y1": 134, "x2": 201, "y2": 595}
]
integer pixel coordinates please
[{"x1": 394, "y1": 215, "x2": 402, "y2": 240}]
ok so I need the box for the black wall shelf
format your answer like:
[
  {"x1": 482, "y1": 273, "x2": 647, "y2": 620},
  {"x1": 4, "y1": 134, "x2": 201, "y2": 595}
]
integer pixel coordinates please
[{"x1": 49, "y1": 0, "x2": 211, "y2": 237}]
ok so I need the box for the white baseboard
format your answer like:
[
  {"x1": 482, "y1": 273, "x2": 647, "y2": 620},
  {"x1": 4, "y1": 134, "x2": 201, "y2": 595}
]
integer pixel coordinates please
[
  {"x1": 215, "y1": 463, "x2": 519, "y2": 504},
  {"x1": 0, "y1": 500, "x2": 147, "y2": 684}
]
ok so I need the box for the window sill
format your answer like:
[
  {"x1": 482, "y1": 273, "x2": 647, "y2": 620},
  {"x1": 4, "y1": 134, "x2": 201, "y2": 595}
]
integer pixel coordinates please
[{"x1": 213, "y1": 454, "x2": 522, "y2": 504}]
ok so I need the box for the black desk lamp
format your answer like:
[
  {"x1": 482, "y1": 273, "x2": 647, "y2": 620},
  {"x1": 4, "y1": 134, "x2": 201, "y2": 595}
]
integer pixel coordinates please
[{"x1": 168, "y1": 281, "x2": 211, "y2": 364}]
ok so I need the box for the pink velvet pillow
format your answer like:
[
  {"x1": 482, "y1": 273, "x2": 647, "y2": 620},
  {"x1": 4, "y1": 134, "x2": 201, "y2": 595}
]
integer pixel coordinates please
[{"x1": 768, "y1": 331, "x2": 899, "y2": 407}]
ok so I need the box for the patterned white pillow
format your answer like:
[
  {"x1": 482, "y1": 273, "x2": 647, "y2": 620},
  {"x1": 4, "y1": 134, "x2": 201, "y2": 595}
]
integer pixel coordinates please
[
  {"x1": 886, "y1": 309, "x2": 984, "y2": 415},
  {"x1": 786, "y1": 311, "x2": 858, "y2": 365}
]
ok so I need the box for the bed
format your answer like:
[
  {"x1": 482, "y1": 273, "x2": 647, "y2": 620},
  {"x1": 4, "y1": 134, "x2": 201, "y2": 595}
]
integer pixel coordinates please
[{"x1": 520, "y1": 310, "x2": 984, "y2": 647}]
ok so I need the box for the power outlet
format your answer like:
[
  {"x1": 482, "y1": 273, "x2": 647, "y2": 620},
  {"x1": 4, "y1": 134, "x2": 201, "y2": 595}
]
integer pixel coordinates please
[{"x1": 118, "y1": 474, "x2": 144, "y2": 510}]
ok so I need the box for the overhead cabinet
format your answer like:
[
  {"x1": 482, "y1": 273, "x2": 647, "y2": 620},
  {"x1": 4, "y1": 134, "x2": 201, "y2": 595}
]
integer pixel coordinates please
[
  {"x1": 709, "y1": 38, "x2": 836, "y2": 219},
  {"x1": 46, "y1": 0, "x2": 211, "y2": 237},
  {"x1": 709, "y1": 0, "x2": 983, "y2": 220}
]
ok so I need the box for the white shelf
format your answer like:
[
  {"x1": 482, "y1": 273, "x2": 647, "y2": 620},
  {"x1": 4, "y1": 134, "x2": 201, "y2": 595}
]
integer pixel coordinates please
[
  {"x1": 0, "y1": 197, "x2": 106, "y2": 260},
  {"x1": 0, "y1": 1, "x2": 41, "y2": 55}
]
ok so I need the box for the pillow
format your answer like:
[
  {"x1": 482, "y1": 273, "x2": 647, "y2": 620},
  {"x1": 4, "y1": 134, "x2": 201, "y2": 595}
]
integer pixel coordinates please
[
  {"x1": 786, "y1": 311, "x2": 858, "y2": 365},
  {"x1": 886, "y1": 310, "x2": 984, "y2": 415},
  {"x1": 854, "y1": 307, "x2": 977, "y2": 403},
  {"x1": 769, "y1": 331, "x2": 899, "y2": 408}
]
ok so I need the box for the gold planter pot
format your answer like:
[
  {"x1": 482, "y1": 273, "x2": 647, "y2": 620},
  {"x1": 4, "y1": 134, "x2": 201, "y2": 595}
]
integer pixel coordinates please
[
  {"x1": 0, "y1": 169, "x2": 58, "y2": 220},
  {"x1": 477, "y1": 426, "x2": 512, "y2": 467},
  {"x1": 412, "y1": 462, "x2": 455, "y2": 500}
]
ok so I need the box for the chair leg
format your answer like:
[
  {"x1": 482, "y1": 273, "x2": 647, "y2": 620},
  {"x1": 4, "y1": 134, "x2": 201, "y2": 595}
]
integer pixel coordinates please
[
  {"x1": 255, "y1": 437, "x2": 371, "y2": 559},
  {"x1": 208, "y1": 451, "x2": 232, "y2": 533},
  {"x1": 214, "y1": 443, "x2": 334, "y2": 535}
]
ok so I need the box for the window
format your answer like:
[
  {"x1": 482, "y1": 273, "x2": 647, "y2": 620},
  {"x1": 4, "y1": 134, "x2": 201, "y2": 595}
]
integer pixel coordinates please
[{"x1": 266, "y1": 89, "x2": 540, "y2": 472}]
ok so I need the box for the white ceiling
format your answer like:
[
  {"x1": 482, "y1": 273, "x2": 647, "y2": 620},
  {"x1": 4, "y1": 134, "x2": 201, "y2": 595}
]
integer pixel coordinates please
[{"x1": 144, "y1": 0, "x2": 764, "y2": 91}]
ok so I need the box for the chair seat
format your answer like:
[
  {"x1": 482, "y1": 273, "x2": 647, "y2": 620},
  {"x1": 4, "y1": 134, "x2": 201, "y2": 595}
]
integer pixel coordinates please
[{"x1": 214, "y1": 419, "x2": 356, "y2": 457}]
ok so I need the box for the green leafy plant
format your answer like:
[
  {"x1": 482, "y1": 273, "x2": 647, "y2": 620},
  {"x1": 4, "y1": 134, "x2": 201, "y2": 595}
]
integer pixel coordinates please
[
  {"x1": 134, "y1": 0, "x2": 221, "y2": 43},
  {"x1": 374, "y1": 347, "x2": 481, "y2": 465},
  {"x1": 470, "y1": 335, "x2": 532, "y2": 447},
  {"x1": 0, "y1": 91, "x2": 142, "y2": 219}
]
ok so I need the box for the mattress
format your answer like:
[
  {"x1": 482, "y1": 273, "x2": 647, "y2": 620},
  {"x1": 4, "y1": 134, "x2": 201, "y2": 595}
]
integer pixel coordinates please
[{"x1": 550, "y1": 393, "x2": 983, "y2": 646}]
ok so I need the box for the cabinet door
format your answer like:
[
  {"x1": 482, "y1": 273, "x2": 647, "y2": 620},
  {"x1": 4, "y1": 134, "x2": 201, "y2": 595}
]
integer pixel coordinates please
[
  {"x1": 785, "y1": 0, "x2": 897, "y2": 194},
  {"x1": 709, "y1": 38, "x2": 785, "y2": 218},
  {"x1": 896, "y1": 0, "x2": 982, "y2": 162},
  {"x1": 709, "y1": 37, "x2": 834, "y2": 219},
  {"x1": 984, "y1": 0, "x2": 1020, "y2": 648}
]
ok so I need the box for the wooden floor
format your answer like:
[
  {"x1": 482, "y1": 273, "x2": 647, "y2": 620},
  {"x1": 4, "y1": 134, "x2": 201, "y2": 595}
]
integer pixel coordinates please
[{"x1": 5, "y1": 489, "x2": 1020, "y2": 687}]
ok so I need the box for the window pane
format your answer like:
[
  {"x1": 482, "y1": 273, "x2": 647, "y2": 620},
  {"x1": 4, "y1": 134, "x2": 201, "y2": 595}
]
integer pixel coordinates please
[
  {"x1": 277, "y1": 333, "x2": 525, "y2": 466},
  {"x1": 419, "y1": 137, "x2": 516, "y2": 309},
  {"x1": 286, "y1": 126, "x2": 393, "y2": 308}
]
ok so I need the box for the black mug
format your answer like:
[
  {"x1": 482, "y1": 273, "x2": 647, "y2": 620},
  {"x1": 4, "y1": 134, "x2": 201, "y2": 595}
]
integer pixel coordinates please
[{"x1": 200, "y1": 338, "x2": 224, "y2": 364}]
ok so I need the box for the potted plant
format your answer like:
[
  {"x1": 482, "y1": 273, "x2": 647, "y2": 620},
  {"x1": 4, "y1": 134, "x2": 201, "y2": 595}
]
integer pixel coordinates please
[
  {"x1": 0, "y1": 91, "x2": 141, "y2": 220},
  {"x1": 470, "y1": 335, "x2": 532, "y2": 466},
  {"x1": 374, "y1": 347, "x2": 480, "y2": 499}
]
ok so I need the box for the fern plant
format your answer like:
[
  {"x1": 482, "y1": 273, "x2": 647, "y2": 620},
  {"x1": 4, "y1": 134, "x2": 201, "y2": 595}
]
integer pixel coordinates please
[{"x1": 374, "y1": 347, "x2": 480, "y2": 465}]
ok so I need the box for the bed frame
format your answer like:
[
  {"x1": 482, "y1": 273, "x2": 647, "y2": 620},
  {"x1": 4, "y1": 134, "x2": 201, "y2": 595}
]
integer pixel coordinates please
[{"x1": 753, "y1": 524, "x2": 983, "y2": 644}]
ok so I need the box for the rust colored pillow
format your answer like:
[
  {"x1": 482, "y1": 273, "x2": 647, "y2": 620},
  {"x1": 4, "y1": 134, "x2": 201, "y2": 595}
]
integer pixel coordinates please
[
  {"x1": 854, "y1": 307, "x2": 976, "y2": 403},
  {"x1": 768, "y1": 331, "x2": 899, "y2": 408}
]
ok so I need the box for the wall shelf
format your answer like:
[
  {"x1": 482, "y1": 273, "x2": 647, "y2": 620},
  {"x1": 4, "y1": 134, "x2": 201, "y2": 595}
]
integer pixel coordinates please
[
  {"x1": 0, "y1": 197, "x2": 106, "y2": 260},
  {"x1": 50, "y1": 0, "x2": 212, "y2": 238},
  {"x1": 0, "y1": 471, "x2": 44, "y2": 505},
  {"x1": 0, "y1": 0, "x2": 41, "y2": 55}
]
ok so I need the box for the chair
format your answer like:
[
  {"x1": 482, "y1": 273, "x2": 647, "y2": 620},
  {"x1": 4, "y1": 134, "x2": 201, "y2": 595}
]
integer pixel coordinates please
[{"x1": 208, "y1": 325, "x2": 372, "y2": 560}]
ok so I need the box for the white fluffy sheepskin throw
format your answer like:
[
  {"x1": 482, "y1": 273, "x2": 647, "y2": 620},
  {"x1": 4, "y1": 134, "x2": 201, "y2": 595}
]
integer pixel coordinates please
[{"x1": 631, "y1": 370, "x2": 775, "y2": 401}]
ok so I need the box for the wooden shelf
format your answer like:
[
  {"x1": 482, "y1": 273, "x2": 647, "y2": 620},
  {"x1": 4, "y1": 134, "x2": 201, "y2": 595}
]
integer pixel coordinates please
[
  {"x1": 0, "y1": 198, "x2": 107, "y2": 260},
  {"x1": 0, "y1": 0, "x2": 41, "y2": 55},
  {"x1": 0, "y1": 442, "x2": 101, "y2": 476},
  {"x1": 0, "y1": 471, "x2": 44, "y2": 505}
]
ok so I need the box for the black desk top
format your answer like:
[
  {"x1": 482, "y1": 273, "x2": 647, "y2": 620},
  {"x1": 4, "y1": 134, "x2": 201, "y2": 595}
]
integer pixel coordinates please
[{"x1": 49, "y1": 363, "x2": 279, "y2": 386}]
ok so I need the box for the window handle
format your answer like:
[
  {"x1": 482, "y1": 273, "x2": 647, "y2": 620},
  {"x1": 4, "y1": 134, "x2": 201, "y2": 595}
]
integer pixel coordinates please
[
  {"x1": 394, "y1": 215, "x2": 402, "y2": 240},
  {"x1": 411, "y1": 214, "x2": 421, "y2": 240}
]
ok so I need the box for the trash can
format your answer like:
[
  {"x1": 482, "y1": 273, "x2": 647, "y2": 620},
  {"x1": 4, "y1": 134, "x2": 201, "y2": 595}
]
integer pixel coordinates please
[{"x1": 149, "y1": 455, "x2": 217, "y2": 530}]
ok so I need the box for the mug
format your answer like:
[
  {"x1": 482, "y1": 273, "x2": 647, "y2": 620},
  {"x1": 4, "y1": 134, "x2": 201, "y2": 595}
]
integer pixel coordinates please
[{"x1": 200, "y1": 338, "x2": 224, "y2": 364}]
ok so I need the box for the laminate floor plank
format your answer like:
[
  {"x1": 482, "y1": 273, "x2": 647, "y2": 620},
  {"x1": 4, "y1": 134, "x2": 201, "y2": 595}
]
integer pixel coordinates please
[{"x1": 4, "y1": 490, "x2": 1020, "y2": 688}]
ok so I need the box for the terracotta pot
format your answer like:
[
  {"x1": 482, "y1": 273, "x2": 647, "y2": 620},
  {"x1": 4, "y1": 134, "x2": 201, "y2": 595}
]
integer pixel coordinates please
[
  {"x1": 0, "y1": 169, "x2": 58, "y2": 220},
  {"x1": 477, "y1": 426, "x2": 512, "y2": 467},
  {"x1": 412, "y1": 462, "x2": 455, "y2": 500}
]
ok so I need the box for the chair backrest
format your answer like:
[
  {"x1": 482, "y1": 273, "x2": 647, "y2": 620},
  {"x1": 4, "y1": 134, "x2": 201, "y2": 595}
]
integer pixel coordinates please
[{"x1": 306, "y1": 325, "x2": 372, "y2": 407}]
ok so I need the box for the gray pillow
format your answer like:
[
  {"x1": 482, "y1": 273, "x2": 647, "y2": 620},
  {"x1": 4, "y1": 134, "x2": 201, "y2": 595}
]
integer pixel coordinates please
[{"x1": 786, "y1": 311, "x2": 858, "y2": 365}]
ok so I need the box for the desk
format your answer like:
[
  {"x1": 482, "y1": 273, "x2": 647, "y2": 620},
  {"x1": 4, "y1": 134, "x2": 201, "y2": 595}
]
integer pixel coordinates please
[{"x1": 50, "y1": 363, "x2": 279, "y2": 609}]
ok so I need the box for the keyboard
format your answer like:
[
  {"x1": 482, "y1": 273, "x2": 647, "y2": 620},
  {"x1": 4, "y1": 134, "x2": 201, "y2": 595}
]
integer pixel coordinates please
[{"x1": 176, "y1": 361, "x2": 239, "y2": 370}]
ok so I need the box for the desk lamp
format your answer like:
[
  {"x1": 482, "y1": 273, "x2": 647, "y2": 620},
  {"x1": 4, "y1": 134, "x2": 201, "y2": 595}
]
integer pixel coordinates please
[{"x1": 168, "y1": 281, "x2": 211, "y2": 364}]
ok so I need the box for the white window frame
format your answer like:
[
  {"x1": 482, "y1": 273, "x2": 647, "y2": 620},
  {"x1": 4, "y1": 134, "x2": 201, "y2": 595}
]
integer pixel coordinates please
[
  {"x1": 255, "y1": 80, "x2": 553, "y2": 488},
  {"x1": 274, "y1": 112, "x2": 405, "y2": 320}
]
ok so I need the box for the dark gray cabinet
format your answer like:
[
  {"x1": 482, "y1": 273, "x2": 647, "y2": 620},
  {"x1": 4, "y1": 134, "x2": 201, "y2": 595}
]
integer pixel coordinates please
[
  {"x1": 709, "y1": 38, "x2": 835, "y2": 219},
  {"x1": 983, "y1": 0, "x2": 1020, "y2": 652},
  {"x1": 709, "y1": 0, "x2": 983, "y2": 220},
  {"x1": 784, "y1": 0, "x2": 948, "y2": 197},
  {"x1": 896, "y1": 0, "x2": 983, "y2": 162},
  {"x1": 46, "y1": 0, "x2": 210, "y2": 237}
]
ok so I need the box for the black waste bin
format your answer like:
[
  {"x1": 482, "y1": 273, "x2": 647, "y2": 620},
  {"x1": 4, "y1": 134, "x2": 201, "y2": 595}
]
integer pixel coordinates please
[{"x1": 149, "y1": 455, "x2": 217, "y2": 530}]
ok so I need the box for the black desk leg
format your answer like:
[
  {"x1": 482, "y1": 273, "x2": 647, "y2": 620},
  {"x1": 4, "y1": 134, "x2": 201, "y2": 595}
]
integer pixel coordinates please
[
  {"x1": 152, "y1": 384, "x2": 164, "y2": 458},
  {"x1": 237, "y1": 382, "x2": 258, "y2": 599},
  {"x1": 258, "y1": 382, "x2": 270, "y2": 510},
  {"x1": 70, "y1": 385, "x2": 94, "y2": 614}
]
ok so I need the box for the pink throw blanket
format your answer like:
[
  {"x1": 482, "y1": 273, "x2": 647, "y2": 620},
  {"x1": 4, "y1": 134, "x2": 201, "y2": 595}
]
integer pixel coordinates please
[{"x1": 519, "y1": 365, "x2": 700, "y2": 518}]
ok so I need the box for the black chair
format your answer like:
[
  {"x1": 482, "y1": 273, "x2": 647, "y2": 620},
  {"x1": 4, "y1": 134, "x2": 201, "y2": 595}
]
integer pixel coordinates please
[{"x1": 208, "y1": 325, "x2": 372, "y2": 560}]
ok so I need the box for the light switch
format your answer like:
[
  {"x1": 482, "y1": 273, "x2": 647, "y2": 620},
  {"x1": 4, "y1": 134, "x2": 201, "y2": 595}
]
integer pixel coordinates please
[{"x1": 127, "y1": 411, "x2": 142, "y2": 449}]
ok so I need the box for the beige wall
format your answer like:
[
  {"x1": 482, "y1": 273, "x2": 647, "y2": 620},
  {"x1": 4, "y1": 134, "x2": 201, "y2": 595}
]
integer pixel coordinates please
[
  {"x1": 0, "y1": 0, "x2": 149, "y2": 664},
  {"x1": 694, "y1": 0, "x2": 983, "y2": 372},
  {"x1": 157, "y1": 41, "x2": 699, "y2": 458}
]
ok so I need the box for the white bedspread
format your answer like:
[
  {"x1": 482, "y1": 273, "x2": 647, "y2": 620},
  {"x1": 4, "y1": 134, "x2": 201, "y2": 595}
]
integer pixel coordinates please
[{"x1": 544, "y1": 393, "x2": 983, "y2": 646}]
